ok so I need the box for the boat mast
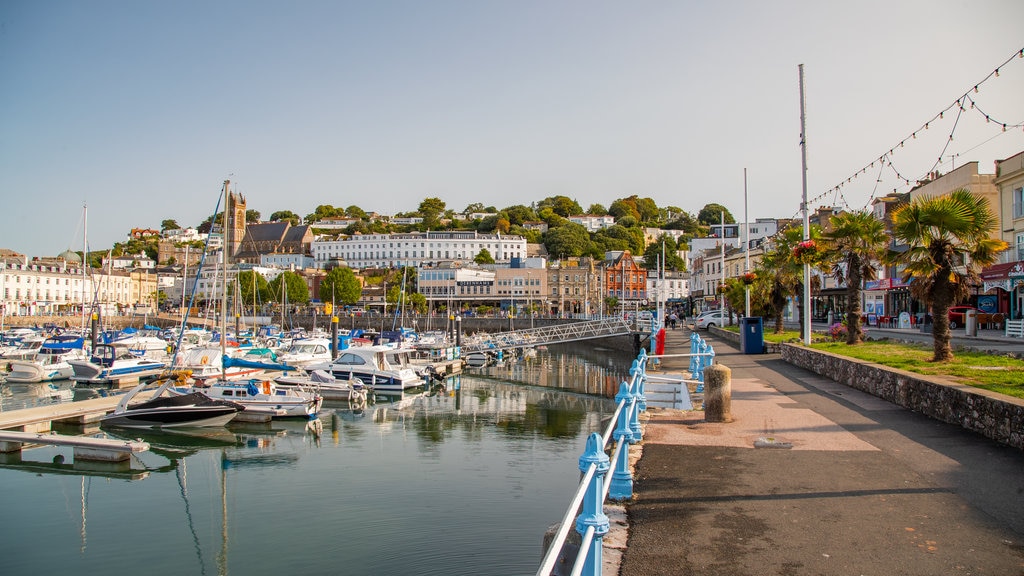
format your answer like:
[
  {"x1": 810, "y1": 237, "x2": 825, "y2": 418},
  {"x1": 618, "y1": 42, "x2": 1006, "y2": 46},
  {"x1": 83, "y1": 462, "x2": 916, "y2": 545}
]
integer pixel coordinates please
[{"x1": 220, "y1": 180, "x2": 230, "y2": 380}]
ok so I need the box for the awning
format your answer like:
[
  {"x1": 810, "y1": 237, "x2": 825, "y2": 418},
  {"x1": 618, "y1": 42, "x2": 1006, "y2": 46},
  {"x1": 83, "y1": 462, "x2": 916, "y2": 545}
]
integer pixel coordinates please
[{"x1": 981, "y1": 261, "x2": 1024, "y2": 292}]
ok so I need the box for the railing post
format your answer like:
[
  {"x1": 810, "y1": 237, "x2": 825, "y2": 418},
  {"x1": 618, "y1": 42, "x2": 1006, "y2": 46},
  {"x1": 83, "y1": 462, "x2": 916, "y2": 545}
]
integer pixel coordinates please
[
  {"x1": 695, "y1": 340, "x2": 708, "y2": 393},
  {"x1": 634, "y1": 350, "x2": 648, "y2": 413},
  {"x1": 609, "y1": 431, "x2": 634, "y2": 501},
  {"x1": 577, "y1": 433, "x2": 610, "y2": 576},
  {"x1": 614, "y1": 382, "x2": 634, "y2": 443},
  {"x1": 688, "y1": 332, "x2": 700, "y2": 375},
  {"x1": 627, "y1": 370, "x2": 643, "y2": 442}
]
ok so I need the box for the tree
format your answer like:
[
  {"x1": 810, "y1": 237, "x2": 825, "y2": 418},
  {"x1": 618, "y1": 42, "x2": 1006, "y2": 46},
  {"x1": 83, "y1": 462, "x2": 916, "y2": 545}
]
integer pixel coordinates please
[
  {"x1": 643, "y1": 235, "x2": 686, "y2": 271},
  {"x1": 887, "y1": 189, "x2": 1007, "y2": 362},
  {"x1": 503, "y1": 205, "x2": 538, "y2": 226},
  {"x1": 345, "y1": 205, "x2": 368, "y2": 220},
  {"x1": 538, "y1": 195, "x2": 583, "y2": 217},
  {"x1": 161, "y1": 219, "x2": 181, "y2": 231},
  {"x1": 245, "y1": 209, "x2": 261, "y2": 223},
  {"x1": 319, "y1": 267, "x2": 362, "y2": 306},
  {"x1": 821, "y1": 211, "x2": 889, "y2": 345},
  {"x1": 269, "y1": 210, "x2": 302, "y2": 226},
  {"x1": 463, "y1": 202, "x2": 485, "y2": 214},
  {"x1": 608, "y1": 199, "x2": 640, "y2": 221},
  {"x1": 234, "y1": 270, "x2": 272, "y2": 309},
  {"x1": 196, "y1": 213, "x2": 223, "y2": 234},
  {"x1": 305, "y1": 204, "x2": 344, "y2": 224},
  {"x1": 418, "y1": 197, "x2": 446, "y2": 229},
  {"x1": 268, "y1": 271, "x2": 310, "y2": 305},
  {"x1": 587, "y1": 203, "x2": 607, "y2": 216},
  {"x1": 756, "y1": 225, "x2": 823, "y2": 336},
  {"x1": 543, "y1": 223, "x2": 591, "y2": 258},
  {"x1": 474, "y1": 248, "x2": 495, "y2": 264},
  {"x1": 697, "y1": 203, "x2": 736, "y2": 226}
]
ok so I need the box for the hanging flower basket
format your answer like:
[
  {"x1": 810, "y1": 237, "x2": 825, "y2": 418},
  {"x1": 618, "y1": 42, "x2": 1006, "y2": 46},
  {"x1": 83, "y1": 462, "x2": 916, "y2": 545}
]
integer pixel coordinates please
[
  {"x1": 741, "y1": 272, "x2": 757, "y2": 285},
  {"x1": 716, "y1": 284, "x2": 727, "y2": 294},
  {"x1": 792, "y1": 240, "x2": 819, "y2": 264}
]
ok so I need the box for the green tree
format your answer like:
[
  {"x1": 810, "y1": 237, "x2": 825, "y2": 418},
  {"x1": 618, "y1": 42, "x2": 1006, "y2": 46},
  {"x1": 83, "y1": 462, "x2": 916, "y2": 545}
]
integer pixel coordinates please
[
  {"x1": 608, "y1": 199, "x2": 640, "y2": 221},
  {"x1": 268, "y1": 271, "x2": 310, "y2": 305},
  {"x1": 821, "y1": 210, "x2": 889, "y2": 345},
  {"x1": 587, "y1": 203, "x2": 607, "y2": 216},
  {"x1": 345, "y1": 205, "x2": 368, "y2": 220},
  {"x1": 269, "y1": 210, "x2": 302, "y2": 226},
  {"x1": 543, "y1": 223, "x2": 591, "y2": 258},
  {"x1": 161, "y1": 219, "x2": 180, "y2": 231},
  {"x1": 319, "y1": 267, "x2": 362, "y2": 306},
  {"x1": 538, "y1": 195, "x2": 583, "y2": 217},
  {"x1": 474, "y1": 248, "x2": 495, "y2": 264},
  {"x1": 503, "y1": 205, "x2": 538, "y2": 226},
  {"x1": 463, "y1": 202, "x2": 486, "y2": 214},
  {"x1": 697, "y1": 203, "x2": 736, "y2": 226},
  {"x1": 418, "y1": 197, "x2": 447, "y2": 229},
  {"x1": 886, "y1": 189, "x2": 1007, "y2": 361},
  {"x1": 755, "y1": 225, "x2": 824, "y2": 336},
  {"x1": 245, "y1": 209, "x2": 261, "y2": 223},
  {"x1": 643, "y1": 235, "x2": 687, "y2": 271},
  {"x1": 304, "y1": 204, "x2": 344, "y2": 224}
]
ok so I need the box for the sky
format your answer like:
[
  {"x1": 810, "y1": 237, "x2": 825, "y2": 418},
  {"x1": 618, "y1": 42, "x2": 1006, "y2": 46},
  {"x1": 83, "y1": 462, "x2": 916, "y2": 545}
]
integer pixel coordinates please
[{"x1": 1, "y1": 0, "x2": 1022, "y2": 258}]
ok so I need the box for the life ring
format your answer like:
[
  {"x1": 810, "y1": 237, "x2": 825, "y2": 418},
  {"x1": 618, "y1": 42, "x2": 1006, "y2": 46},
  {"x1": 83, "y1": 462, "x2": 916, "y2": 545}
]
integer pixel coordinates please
[
  {"x1": 262, "y1": 381, "x2": 271, "y2": 395},
  {"x1": 200, "y1": 355, "x2": 209, "y2": 365}
]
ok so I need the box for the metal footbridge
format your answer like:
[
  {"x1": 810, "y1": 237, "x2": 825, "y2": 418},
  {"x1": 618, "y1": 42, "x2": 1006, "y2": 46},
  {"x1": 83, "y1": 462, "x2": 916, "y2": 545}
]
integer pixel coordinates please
[{"x1": 459, "y1": 318, "x2": 635, "y2": 354}]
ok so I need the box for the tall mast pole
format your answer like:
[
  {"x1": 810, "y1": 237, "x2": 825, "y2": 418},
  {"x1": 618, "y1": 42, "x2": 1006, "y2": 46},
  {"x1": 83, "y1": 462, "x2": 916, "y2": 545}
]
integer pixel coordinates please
[
  {"x1": 220, "y1": 180, "x2": 230, "y2": 379},
  {"x1": 719, "y1": 211, "x2": 725, "y2": 315},
  {"x1": 799, "y1": 64, "x2": 811, "y2": 345},
  {"x1": 744, "y1": 168, "x2": 750, "y2": 317}
]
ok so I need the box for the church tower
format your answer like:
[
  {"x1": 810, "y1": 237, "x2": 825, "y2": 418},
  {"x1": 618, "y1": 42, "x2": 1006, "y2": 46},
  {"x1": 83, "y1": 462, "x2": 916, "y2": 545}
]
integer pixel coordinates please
[{"x1": 224, "y1": 180, "x2": 247, "y2": 262}]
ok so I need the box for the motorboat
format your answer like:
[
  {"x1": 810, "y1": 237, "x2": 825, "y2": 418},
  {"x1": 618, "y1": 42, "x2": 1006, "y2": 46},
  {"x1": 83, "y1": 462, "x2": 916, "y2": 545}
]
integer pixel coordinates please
[
  {"x1": 6, "y1": 336, "x2": 88, "y2": 383},
  {"x1": 100, "y1": 372, "x2": 244, "y2": 429},
  {"x1": 171, "y1": 346, "x2": 265, "y2": 384},
  {"x1": 68, "y1": 343, "x2": 167, "y2": 384},
  {"x1": 275, "y1": 369, "x2": 367, "y2": 403},
  {"x1": 174, "y1": 378, "x2": 323, "y2": 419},
  {"x1": 275, "y1": 338, "x2": 333, "y2": 369},
  {"x1": 307, "y1": 344, "x2": 425, "y2": 391}
]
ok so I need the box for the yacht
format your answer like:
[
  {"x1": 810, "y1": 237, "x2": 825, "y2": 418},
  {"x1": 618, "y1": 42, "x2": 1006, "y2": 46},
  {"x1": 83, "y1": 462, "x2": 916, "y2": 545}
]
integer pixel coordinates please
[{"x1": 307, "y1": 344, "x2": 425, "y2": 391}]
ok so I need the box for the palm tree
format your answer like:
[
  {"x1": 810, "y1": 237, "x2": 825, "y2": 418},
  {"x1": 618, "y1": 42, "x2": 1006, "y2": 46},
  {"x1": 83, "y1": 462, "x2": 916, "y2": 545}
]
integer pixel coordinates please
[
  {"x1": 822, "y1": 211, "x2": 889, "y2": 344},
  {"x1": 887, "y1": 189, "x2": 1007, "y2": 362},
  {"x1": 757, "y1": 225, "x2": 823, "y2": 338}
]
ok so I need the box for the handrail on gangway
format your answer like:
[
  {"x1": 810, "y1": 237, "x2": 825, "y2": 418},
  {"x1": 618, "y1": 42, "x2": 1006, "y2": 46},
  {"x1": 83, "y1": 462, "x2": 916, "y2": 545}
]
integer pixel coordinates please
[
  {"x1": 461, "y1": 318, "x2": 633, "y2": 354},
  {"x1": 536, "y1": 348, "x2": 649, "y2": 576}
]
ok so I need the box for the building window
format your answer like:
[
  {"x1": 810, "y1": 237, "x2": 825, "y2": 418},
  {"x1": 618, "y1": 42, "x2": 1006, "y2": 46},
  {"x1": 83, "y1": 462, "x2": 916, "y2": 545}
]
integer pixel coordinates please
[{"x1": 1015, "y1": 187, "x2": 1024, "y2": 219}]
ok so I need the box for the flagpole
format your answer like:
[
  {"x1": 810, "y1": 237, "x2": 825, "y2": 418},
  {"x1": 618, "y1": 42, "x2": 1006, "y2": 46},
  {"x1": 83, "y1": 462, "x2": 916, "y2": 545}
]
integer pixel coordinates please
[
  {"x1": 744, "y1": 168, "x2": 750, "y2": 318},
  {"x1": 799, "y1": 64, "x2": 811, "y2": 345}
]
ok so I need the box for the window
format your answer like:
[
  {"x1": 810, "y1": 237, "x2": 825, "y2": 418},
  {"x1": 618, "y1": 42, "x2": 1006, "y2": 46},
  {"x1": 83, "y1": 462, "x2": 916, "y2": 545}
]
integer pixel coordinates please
[{"x1": 1015, "y1": 187, "x2": 1024, "y2": 219}]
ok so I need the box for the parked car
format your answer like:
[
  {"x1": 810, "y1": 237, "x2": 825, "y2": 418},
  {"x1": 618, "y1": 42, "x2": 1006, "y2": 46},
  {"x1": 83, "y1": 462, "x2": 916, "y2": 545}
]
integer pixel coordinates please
[
  {"x1": 695, "y1": 310, "x2": 729, "y2": 330},
  {"x1": 947, "y1": 305, "x2": 1004, "y2": 329}
]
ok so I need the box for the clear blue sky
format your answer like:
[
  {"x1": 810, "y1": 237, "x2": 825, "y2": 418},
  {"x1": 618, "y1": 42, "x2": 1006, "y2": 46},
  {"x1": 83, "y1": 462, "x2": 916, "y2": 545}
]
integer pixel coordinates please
[{"x1": 2, "y1": 0, "x2": 1022, "y2": 258}]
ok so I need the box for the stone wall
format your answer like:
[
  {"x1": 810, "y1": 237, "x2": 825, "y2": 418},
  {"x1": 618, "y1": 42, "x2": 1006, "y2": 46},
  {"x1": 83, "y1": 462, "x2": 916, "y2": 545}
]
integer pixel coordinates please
[{"x1": 781, "y1": 343, "x2": 1024, "y2": 450}]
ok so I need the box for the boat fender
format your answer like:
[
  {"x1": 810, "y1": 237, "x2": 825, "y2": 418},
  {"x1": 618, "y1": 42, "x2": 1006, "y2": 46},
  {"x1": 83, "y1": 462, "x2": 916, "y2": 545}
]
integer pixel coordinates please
[
  {"x1": 200, "y1": 355, "x2": 209, "y2": 365},
  {"x1": 263, "y1": 381, "x2": 271, "y2": 395}
]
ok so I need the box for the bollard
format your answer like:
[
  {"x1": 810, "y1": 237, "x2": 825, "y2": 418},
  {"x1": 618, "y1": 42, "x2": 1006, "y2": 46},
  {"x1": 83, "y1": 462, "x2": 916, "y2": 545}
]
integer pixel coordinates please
[
  {"x1": 576, "y1": 433, "x2": 610, "y2": 576},
  {"x1": 703, "y1": 362, "x2": 732, "y2": 423}
]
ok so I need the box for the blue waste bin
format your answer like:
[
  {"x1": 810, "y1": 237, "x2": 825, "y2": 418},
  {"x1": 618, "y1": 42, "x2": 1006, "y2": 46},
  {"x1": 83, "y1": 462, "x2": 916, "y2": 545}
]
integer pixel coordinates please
[{"x1": 739, "y1": 317, "x2": 764, "y2": 354}]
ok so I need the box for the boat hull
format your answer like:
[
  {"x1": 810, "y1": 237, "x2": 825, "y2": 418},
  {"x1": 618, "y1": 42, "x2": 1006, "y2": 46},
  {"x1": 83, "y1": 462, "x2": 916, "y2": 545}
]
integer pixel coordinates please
[{"x1": 101, "y1": 392, "x2": 242, "y2": 428}]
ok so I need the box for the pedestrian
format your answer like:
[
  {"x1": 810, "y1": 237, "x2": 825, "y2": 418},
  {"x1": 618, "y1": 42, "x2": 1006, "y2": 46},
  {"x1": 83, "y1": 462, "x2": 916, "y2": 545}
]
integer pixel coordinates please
[{"x1": 669, "y1": 312, "x2": 678, "y2": 329}]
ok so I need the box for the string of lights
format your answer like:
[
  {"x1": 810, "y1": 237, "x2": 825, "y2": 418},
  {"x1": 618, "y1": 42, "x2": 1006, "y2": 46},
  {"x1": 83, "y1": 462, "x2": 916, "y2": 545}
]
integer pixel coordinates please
[
  {"x1": 813, "y1": 46, "x2": 1024, "y2": 213},
  {"x1": 738, "y1": 47, "x2": 1023, "y2": 253}
]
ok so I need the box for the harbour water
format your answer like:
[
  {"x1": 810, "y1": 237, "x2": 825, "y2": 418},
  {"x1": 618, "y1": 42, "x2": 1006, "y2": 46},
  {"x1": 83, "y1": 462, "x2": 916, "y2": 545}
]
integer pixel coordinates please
[{"x1": 0, "y1": 341, "x2": 635, "y2": 576}]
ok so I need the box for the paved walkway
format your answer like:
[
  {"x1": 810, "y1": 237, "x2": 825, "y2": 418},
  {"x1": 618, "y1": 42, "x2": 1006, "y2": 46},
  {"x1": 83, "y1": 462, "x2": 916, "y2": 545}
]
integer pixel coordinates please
[{"x1": 617, "y1": 327, "x2": 1024, "y2": 576}]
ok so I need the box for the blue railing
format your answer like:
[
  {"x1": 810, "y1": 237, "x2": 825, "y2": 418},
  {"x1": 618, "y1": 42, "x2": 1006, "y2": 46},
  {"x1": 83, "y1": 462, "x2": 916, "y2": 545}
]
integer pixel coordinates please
[
  {"x1": 538, "y1": 332, "x2": 717, "y2": 575},
  {"x1": 536, "y1": 349, "x2": 649, "y2": 576}
]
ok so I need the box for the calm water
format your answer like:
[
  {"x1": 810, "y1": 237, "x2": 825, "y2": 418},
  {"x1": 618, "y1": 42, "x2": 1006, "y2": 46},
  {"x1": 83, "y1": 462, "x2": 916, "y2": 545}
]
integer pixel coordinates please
[{"x1": 0, "y1": 342, "x2": 634, "y2": 576}]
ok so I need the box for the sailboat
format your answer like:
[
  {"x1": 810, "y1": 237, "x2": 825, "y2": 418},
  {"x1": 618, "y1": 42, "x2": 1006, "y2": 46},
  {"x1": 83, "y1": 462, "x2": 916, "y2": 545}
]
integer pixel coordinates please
[{"x1": 101, "y1": 180, "x2": 246, "y2": 428}]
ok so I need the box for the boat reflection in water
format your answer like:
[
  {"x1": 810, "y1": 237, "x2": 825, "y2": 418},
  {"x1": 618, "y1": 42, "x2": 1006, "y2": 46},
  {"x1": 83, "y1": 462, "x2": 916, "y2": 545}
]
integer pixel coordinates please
[{"x1": 0, "y1": 350, "x2": 630, "y2": 576}]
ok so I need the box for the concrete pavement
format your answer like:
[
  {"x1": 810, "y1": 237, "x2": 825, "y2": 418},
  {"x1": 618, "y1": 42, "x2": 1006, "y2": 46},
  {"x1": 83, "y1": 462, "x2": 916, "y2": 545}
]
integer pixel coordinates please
[{"x1": 617, "y1": 326, "x2": 1024, "y2": 576}]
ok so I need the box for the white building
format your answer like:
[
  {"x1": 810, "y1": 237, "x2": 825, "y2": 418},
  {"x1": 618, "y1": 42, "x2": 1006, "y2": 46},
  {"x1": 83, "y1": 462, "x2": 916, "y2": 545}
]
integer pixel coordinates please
[
  {"x1": 568, "y1": 215, "x2": 616, "y2": 232},
  {"x1": 312, "y1": 231, "x2": 527, "y2": 269},
  {"x1": 0, "y1": 255, "x2": 151, "y2": 317}
]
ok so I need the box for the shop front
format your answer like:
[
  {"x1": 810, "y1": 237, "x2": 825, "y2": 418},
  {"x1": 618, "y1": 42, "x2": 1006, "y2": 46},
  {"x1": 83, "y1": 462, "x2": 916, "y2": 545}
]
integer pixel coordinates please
[{"x1": 980, "y1": 261, "x2": 1024, "y2": 320}]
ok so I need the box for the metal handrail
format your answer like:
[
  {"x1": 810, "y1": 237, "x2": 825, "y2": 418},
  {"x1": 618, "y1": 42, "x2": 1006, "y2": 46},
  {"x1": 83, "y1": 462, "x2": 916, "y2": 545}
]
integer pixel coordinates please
[{"x1": 536, "y1": 349, "x2": 648, "y2": 576}]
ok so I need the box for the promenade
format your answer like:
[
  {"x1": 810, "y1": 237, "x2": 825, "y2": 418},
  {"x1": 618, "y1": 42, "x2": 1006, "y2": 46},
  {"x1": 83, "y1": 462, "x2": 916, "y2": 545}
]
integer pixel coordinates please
[{"x1": 618, "y1": 326, "x2": 1024, "y2": 576}]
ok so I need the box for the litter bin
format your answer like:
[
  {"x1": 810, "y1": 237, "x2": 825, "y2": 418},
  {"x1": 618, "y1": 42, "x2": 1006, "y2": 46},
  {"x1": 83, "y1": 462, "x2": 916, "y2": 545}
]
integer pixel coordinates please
[
  {"x1": 965, "y1": 309, "x2": 977, "y2": 337},
  {"x1": 739, "y1": 316, "x2": 764, "y2": 354}
]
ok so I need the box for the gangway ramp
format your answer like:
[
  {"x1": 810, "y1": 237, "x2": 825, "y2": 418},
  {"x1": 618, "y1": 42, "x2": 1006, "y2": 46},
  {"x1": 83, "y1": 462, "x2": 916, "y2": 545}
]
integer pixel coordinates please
[{"x1": 460, "y1": 318, "x2": 633, "y2": 354}]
